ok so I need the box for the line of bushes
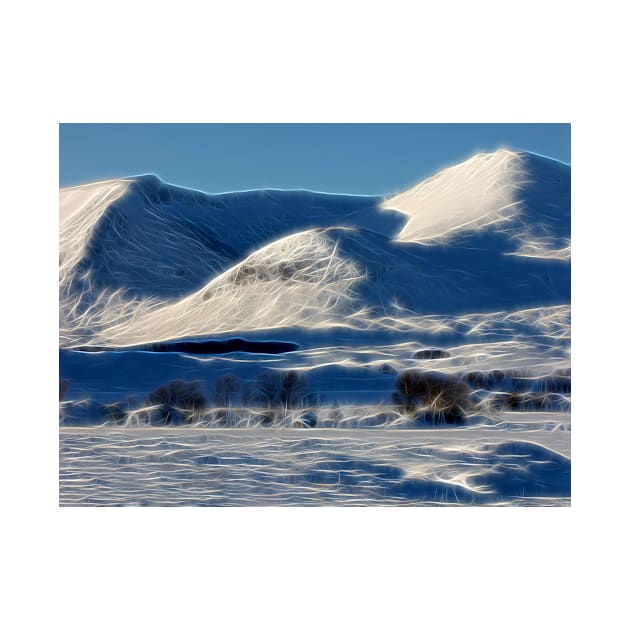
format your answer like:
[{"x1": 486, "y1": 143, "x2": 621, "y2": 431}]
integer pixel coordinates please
[
  {"x1": 59, "y1": 364, "x2": 570, "y2": 427},
  {"x1": 462, "y1": 369, "x2": 571, "y2": 394}
]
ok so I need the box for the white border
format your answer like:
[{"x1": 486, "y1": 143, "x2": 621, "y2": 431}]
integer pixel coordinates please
[{"x1": 4, "y1": 1, "x2": 627, "y2": 628}]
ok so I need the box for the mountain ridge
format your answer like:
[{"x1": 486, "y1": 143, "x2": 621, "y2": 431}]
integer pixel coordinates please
[{"x1": 59, "y1": 150, "x2": 570, "y2": 348}]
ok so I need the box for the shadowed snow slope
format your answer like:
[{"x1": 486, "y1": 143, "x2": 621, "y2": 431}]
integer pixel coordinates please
[{"x1": 59, "y1": 150, "x2": 570, "y2": 348}]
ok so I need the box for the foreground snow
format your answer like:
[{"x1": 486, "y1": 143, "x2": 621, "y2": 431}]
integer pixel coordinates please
[{"x1": 60, "y1": 424, "x2": 570, "y2": 506}]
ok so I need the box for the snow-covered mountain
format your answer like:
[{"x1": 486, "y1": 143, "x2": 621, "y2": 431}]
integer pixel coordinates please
[{"x1": 59, "y1": 149, "x2": 570, "y2": 349}]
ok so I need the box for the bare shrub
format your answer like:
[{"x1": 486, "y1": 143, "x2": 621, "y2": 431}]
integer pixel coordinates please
[
  {"x1": 146, "y1": 380, "x2": 206, "y2": 426},
  {"x1": 59, "y1": 378, "x2": 70, "y2": 401},
  {"x1": 393, "y1": 370, "x2": 472, "y2": 424},
  {"x1": 256, "y1": 370, "x2": 310, "y2": 409},
  {"x1": 101, "y1": 402, "x2": 126, "y2": 425},
  {"x1": 210, "y1": 373, "x2": 242, "y2": 425}
]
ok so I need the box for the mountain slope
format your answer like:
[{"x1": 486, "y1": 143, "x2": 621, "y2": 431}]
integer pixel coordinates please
[{"x1": 59, "y1": 150, "x2": 570, "y2": 348}]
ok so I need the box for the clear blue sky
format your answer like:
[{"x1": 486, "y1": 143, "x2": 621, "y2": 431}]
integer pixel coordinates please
[{"x1": 59, "y1": 124, "x2": 570, "y2": 196}]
